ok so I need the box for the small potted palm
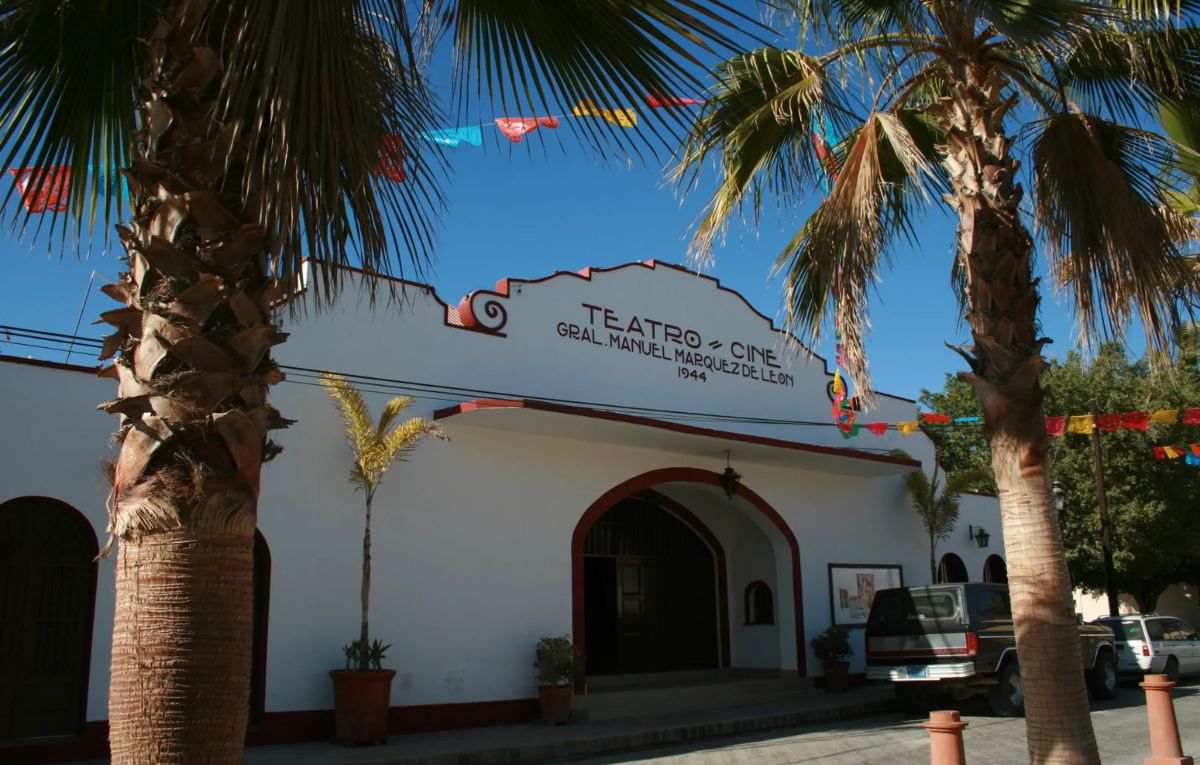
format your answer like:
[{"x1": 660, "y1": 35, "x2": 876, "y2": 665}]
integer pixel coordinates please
[
  {"x1": 322, "y1": 373, "x2": 446, "y2": 745},
  {"x1": 535, "y1": 635, "x2": 582, "y2": 724},
  {"x1": 810, "y1": 625, "x2": 852, "y2": 692}
]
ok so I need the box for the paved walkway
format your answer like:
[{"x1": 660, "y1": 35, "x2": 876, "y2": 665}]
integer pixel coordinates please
[{"x1": 563, "y1": 683, "x2": 1200, "y2": 765}]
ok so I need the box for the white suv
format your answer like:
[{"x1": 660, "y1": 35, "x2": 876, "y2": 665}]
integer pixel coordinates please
[{"x1": 1092, "y1": 614, "x2": 1200, "y2": 682}]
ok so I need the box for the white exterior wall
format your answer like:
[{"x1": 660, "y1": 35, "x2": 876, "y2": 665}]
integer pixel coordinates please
[{"x1": 0, "y1": 259, "x2": 1005, "y2": 724}]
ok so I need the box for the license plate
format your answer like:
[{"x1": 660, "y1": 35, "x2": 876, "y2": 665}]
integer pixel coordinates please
[{"x1": 905, "y1": 665, "x2": 928, "y2": 679}]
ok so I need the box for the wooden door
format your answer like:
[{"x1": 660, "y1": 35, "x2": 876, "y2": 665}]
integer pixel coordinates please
[
  {"x1": 0, "y1": 498, "x2": 96, "y2": 740},
  {"x1": 617, "y1": 560, "x2": 647, "y2": 673}
]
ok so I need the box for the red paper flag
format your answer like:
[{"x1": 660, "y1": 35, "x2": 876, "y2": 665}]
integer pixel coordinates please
[
  {"x1": 1154, "y1": 446, "x2": 1167, "y2": 460},
  {"x1": 1191, "y1": 444, "x2": 1200, "y2": 456},
  {"x1": 1183, "y1": 408, "x2": 1200, "y2": 425},
  {"x1": 374, "y1": 136, "x2": 405, "y2": 182},
  {"x1": 865, "y1": 422, "x2": 888, "y2": 437},
  {"x1": 644, "y1": 94, "x2": 704, "y2": 108},
  {"x1": 1122, "y1": 411, "x2": 1149, "y2": 431},
  {"x1": 9, "y1": 166, "x2": 72, "y2": 213},
  {"x1": 1046, "y1": 416, "x2": 1066, "y2": 436},
  {"x1": 494, "y1": 116, "x2": 560, "y2": 143},
  {"x1": 921, "y1": 413, "x2": 950, "y2": 424},
  {"x1": 1096, "y1": 413, "x2": 1123, "y2": 432}
]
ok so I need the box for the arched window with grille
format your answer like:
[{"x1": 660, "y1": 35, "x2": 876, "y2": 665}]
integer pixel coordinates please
[
  {"x1": 938, "y1": 553, "x2": 969, "y2": 583},
  {"x1": 0, "y1": 497, "x2": 98, "y2": 741},
  {"x1": 744, "y1": 581, "x2": 775, "y2": 625},
  {"x1": 983, "y1": 554, "x2": 1008, "y2": 584}
]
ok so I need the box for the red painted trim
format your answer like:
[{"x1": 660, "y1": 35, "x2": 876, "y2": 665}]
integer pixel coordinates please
[
  {"x1": 642, "y1": 490, "x2": 732, "y2": 668},
  {"x1": 435, "y1": 398, "x2": 919, "y2": 470},
  {"x1": 571, "y1": 468, "x2": 805, "y2": 693},
  {"x1": 0, "y1": 354, "x2": 102, "y2": 375}
]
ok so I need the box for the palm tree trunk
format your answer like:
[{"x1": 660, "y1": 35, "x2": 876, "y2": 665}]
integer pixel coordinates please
[
  {"x1": 940, "y1": 60, "x2": 1100, "y2": 764},
  {"x1": 102, "y1": 5, "x2": 287, "y2": 762},
  {"x1": 930, "y1": 537, "x2": 937, "y2": 583},
  {"x1": 360, "y1": 491, "x2": 373, "y2": 672}
]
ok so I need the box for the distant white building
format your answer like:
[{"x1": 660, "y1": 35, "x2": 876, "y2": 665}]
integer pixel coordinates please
[{"x1": 0, "y1": 260, "x2": 1005, "y2": 761}]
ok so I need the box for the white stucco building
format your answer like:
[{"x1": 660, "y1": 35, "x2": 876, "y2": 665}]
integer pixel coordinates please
[{"x1": 0, "y1": 260, "x2": 1006, "y2": 760}]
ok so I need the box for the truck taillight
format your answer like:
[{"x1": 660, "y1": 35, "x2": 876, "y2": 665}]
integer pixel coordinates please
[
  {"x1": 1142, "y1": 644, "x2": 1151, "y2": 657},
  {"x1": 966, "y1": 632, "x2": 979, "y2": 657}
]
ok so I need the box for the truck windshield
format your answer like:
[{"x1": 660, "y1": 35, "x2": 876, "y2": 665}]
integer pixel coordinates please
[{"x1": 868, "y1": 587, "x2": 965, "y2": 630}]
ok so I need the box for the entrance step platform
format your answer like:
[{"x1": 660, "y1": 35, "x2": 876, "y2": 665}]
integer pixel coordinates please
[
  {"x1": 576, "y1": 669, "x2": 813, "y2": 722},
  {"x1": 240, "y1": 682, "x2": 894, "y2": 765}
]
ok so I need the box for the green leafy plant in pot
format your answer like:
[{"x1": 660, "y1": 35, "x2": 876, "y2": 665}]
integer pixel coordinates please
[
  {"x1": 535, "y1": 635, "x2": 583, "y2": 724},
  {"x1": 323, "y1": 373, "x2": 446, "y2": 745},
  {"x1": 810, "y1": 625, "x2": 853, "y2": 692}
]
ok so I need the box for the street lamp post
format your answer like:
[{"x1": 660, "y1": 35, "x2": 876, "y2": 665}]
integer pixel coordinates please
[{"x1": 1088, "y1": 399, "x2": 1121, "y2": 618}]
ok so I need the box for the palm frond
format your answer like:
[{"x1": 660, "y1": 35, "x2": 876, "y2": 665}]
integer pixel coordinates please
[
  {"x1": 1060, "y1": 27, "x2": 1200, "y2": 122},
  {"x1": 376, "y1": 395, "x2": 417, "y2": 438},
  {"x1": 772, "y1": 111, "x2": 937, "y2": 398},
  {"x1": 1160, "y1": 97, "x2": 1200, "y2": 212},
  {"x1": 1116, "y1": 0, "x2": 1200, "y2": 22},
  {"x1": 320, "y1": 373, "x2": 376, "y2": 473},
  {"x1": 379, "y1": 417, "x2": 447, "y2": 468},
  {"x1": 0, "y1": 0, "x2": 149, "y2": 244},
  {"x1": 676, "y1": 46, "x2": 852, "y2": 263},
  {"x1": 218, "y1": 0, "x2": 448, "y2": 306},
  {"x1": 1032, "y1": 112, "x2": 1200, "y2": 357},
  {"x1": 902, "y1": 465, "x2": 934, "y2": 512},
  {"x1": 433, "y1": 0, "x2": 763, "y2": 160},
  {"x1": 964, "y1": 0, "x2": 1107, "y2": 46}
]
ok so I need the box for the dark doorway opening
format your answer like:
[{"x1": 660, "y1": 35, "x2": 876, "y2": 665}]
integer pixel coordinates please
[
  {"x1": 938, "y1": 553, "x2": 969, "y2": 583},
  {"x1": 0, "y1": 497, "x2": 97, "y2": 741},
  {"x1": 249, "y1": 531, "x2": 271, "y2": 726},
  {"x1": 983, "y1": 554, "x2": 1008, "y2": 584},
  {"x1": 583, "y1": 496, "x2": 718, "y2": 675}
]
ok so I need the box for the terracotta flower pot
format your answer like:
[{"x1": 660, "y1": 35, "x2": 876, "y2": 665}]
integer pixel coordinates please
[
  {"x1": 330, "y1": 669, "x2": 396, "y2": 745},
  {"x1": 538, "y1": 685, "x2": 573, "y2": 724},
  {"x1": 823, "y1": 660, "x2": 850, "y2": 693}
]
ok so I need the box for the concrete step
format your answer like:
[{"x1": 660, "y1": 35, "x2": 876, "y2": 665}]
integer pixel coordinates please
[{"x1": 575, "y1": 675, "x2": 812, "y2": 722}]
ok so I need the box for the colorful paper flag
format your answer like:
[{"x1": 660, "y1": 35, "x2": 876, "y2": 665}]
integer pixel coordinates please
[
  {"x1": 1187, "y1": 452, "x2": 1200, "y2": 466},
  {"x1": 921, "y1": 413, "x2": 950, "y2": 424},
  {"x1": 419, "y1": 126, "x2": 484, "y2": 148},
  {"x1": 9, "y1": 166, "x2": 72, "y2": 213},
  {"x1": 1150, "y1": 409, "x2": 1179, "y2": 424},
  {"x1": 1067, "y1": 415, "x2": 1094, "y2": 434},
  {"x1": 1164, "y1": 445, "x2": 1182, "y2": 459},
  {"x1": 1155, "y1": 446, "x2": 1167, "y2": 459},
  {"x1": 897, "y1": 421, "x2": 920, "y2": 436},
  {"x1": 644, "y1": 94, "x2": 703, "y2": 108},
  {"x1": 1046, "y1": 416, "x2": 1066, "y2": 436},
  {"x1": 494, "y1": 116, "x2": 560, "y2": 143},
  {"x1": 573, "y1": 100, "x2": 637, "y2": 127},
  {"x1": 374, "y1": 136, "x2": 405, "y2": 182},
  {"x1": 865, "y1": 422, "x2": 888, "y2": 437},
  {"x1": 953, "y1": 416, "x2": 981, "y2": 424},
  {"x1": 1182, "y1": 408, "x2": 1200, "y2": 425},
  {"x1": 1123, "y1": 411, "x2": 1150, "y2": 431},
  {"x1": 1191, "y1": 443, "x2": 1200, "y2": 456},
  {"x1": 1096, "y1": 413, "x2": 1123, "y2": 432}
]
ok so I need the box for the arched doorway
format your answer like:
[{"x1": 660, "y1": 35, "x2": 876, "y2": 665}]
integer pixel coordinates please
[
  {"x1": 572, "y1": 467, "x2": 804, "y2": 691},
  {"x1": 0, "y1": 497, "x2": 97, "y2": 740},
  {"x1": 249, "y1": 531, "x2": 271, "y2": 726},
  {"x1": 938, "y1": 553, "x2": 969, "y2": 583},
  {"x1": 583, "y1": 494, "x2": 720, "y2": 676},
  {"x1": 983, "y1": 554, "x2": 1008, "y2": 583}
]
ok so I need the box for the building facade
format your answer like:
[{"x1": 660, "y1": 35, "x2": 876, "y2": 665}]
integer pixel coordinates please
[{"x1": 0, "y1": 260, "x2": 1006, "y2": 760}]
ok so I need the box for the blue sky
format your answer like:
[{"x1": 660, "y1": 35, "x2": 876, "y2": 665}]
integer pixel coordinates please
[{"x1": 0, "y1": 10, "x2": 1106, "y2": 407}]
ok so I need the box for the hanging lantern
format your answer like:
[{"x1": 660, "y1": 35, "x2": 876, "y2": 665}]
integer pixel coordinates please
[{"x1": 719, "y1": 450, "x2": 741, "y2": 500}]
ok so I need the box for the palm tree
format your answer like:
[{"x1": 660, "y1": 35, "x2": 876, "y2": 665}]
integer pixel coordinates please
[
  {"x1": 678, "y1": 2, "x2": 1199, "y2": 762},
  {"x1": 321, "y1": 373, "x2": 445, "y2": 671},
  {"x1": 0, "y1": 2, "x2": 755, "y2": 762},
  {"x1": 895, "y1": 449, "x2": 985, "y2": 582}
]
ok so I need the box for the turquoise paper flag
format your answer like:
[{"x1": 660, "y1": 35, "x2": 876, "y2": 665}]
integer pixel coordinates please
[{"x1": 419, "y1": 126, "x2": 483, "y2": 148}]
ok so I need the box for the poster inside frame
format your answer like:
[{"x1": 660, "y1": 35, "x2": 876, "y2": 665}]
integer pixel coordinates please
[{"x1": 827, "y1": 563, "x2": 903, "y2": 628}]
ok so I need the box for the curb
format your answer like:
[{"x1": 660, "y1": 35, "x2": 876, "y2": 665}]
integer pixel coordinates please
[{"x1": 349, "y1": 696, "x2": 895, "y2": 765}]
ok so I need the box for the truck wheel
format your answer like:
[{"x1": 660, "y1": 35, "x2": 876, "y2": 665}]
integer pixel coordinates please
[
  {"x1": 989, "y1": 659, "x2": 1025, "y2": 717},
  {"x1": 1086, "y1": 650, "x2": 1120, "y2": 700},
  {"x1": 1165, "y1": 657, "x2": 1180, "y2": 684}
]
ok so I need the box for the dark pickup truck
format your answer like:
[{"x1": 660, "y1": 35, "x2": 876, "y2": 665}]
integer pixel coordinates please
[{"x1": 864, "y1": 583, "x2": 1118, "y2": 715}]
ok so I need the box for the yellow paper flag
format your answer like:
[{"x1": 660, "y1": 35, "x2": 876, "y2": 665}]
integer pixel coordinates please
[
  {"x1": 1149, "y1": 409, "x2": 1179, "y2": 424},
  {"x1": 573, "y1": 99, "x2": 638, "y2": 127},
  {"x1": 1164, "y1": 445, "x2": 1182, "y2": 459},
  {"x1": 897, "y1": 421, "x2": 919, "y2": 436},
  {"x1": 832, "y1": 370, "x2": 845, "y2": 396},
  {"x1": 1067, "y1": 415, "x2": 1094, "y2": 434}
]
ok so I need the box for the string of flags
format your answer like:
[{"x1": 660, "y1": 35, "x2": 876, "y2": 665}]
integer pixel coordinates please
[
  {"x1": 5, "y1": 94, "x2": 708, "y2": 212},
  {"x1": 831, "y1": 405, "x2": 1200, "y2": 439},
  {"x1": 1153, "y1": 443, "x2": 1200, "y2": 464}
]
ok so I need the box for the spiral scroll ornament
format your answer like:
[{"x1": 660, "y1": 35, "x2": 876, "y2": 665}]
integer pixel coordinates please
[{"x1": 458, "y1": 291, "x2": 509, "y2": 335}]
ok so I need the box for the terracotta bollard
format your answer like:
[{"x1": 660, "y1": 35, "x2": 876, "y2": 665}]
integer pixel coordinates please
[
  {"x1": 923, "y1": 710, "x2": 969, "y2": 765},
  {"x1": 1140, "y1": 674, "x2": 1194, "y2": 765}
]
